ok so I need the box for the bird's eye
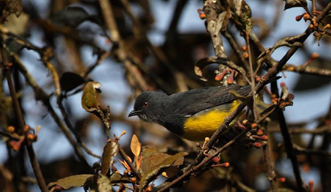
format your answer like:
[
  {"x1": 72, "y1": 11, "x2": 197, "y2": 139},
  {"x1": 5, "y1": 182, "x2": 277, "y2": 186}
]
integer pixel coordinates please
[{"x1": 143, "y1": 102, "x2": 148, "y2": 107}]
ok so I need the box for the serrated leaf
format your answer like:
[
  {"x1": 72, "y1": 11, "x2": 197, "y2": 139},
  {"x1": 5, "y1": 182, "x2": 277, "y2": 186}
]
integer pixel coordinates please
[
  {"x1": 47, "y1": 174, "x2": 93, "y2": 190},
  {"x1": 139, "y1": 146, "x2": 187, "y2": 191},
  {"x1": 81, "y1": 81, "x2": 101, "y2": 112},
  {"x1": 284, "y1": 0, "x2": 307, "y2": 10},
  {"x1": 130, "y1": 134, "x2": 141, "y2": 159},
  {"x1": 101, "y1": 140, "x2": 118, "y2": 175},
  {"x1": 60, "y1": 72, "x2": 86, "y2": 93}
]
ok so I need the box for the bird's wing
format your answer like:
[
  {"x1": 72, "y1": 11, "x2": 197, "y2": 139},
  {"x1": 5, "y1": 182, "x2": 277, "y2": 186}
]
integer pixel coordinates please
[{"x1": 170, "y1": 85, "x2": 251, "y2": 116}]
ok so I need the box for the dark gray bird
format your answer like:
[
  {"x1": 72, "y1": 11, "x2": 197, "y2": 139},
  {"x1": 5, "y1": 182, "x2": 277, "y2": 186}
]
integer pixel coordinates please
[{"x1": 129, "y1": 85, "x2": 250, "y2": 141}]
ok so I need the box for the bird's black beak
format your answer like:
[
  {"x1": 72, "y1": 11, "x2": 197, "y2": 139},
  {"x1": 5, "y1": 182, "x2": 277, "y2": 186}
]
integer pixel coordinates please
[{"x1": 128, "y1": 109, "x2": 141, "y2": 117}]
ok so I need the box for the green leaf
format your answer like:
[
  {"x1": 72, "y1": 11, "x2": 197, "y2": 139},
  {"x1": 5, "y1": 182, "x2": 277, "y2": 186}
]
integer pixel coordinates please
[
  {"x1": 81, "y1": 81, "x2": 111, "y2": 131},
  {"x1": 47, "y1": 174, "x2": 93, "y2": 190},
  {"x1": 81, "y1": 81, "x2": 101, "y2": 112}
]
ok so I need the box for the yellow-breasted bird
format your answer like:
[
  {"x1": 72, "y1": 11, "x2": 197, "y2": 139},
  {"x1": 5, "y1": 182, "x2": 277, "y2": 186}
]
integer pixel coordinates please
[{"x1": 128, "y1": 84, "x2": 250, "y2": 141}]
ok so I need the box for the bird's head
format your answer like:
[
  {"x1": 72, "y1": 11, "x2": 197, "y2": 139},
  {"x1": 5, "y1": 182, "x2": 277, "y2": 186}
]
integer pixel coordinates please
[{"x1": 128, "y1": 91, "x2": 168, "y2": 123}]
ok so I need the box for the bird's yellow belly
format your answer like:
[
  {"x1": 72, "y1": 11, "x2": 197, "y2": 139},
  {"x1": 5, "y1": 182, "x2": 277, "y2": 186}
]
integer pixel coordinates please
[{"x1": 182, "y1": 100, "x2": 240, "y2": 141}]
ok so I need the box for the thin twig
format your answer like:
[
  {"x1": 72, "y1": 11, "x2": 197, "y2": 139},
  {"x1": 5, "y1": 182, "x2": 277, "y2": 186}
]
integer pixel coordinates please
[
  {"x1": 283, "y1": 64, "x2": 331, "y2": 77},
  {"x1": 262, "y1": 128, "x2": 277, "y2": 192},
  {"x1": 268, "y1": 125, "x2": 331, "y2": 134},
  {"x1": 57, "y1": 96, "x2": 102, "y2": 159},
  {"x1": 42, "y1": 60, "x2": 61, "y2": 97},
  {"x1": 0, "y1": 131, "x2": 22, "y2": 141},
  {"x1": 118, "y1": 145, "x2": 141, "y2": 180},
  {"x1": 84, "y1": 51, "x2": 110, "y2": 78},
  {"x1": 245, "y1": 34, "x2": 258, "y2": 119},
  {"x1": 293, "y1": 144, "x2": 331, "y2": 156},
  {"x1": 222, "y1": 31, "x2": 249, "y2": 71},
  {"x1": 312, "y1": 0, "x2": 317, "y2": 14},
  {"x1": 0, "y1": 163, "x2": 15, "y2": 192}
]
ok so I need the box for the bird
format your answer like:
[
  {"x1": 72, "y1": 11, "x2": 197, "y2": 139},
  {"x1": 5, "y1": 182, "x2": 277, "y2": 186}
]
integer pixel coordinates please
[{"x1": 128, "y1": 84, "x2": 251, "y2": 141}]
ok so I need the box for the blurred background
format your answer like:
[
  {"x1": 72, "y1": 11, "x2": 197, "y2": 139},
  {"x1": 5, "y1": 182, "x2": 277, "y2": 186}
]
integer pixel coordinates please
[{"x1": 0, "y1": 0, "x2": 331, "y2": 191}]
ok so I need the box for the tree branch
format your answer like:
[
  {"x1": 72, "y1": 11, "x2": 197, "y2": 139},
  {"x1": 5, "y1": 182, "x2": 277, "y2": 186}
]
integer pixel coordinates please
[{"x1": 0, "y1": 46, "x2": 48, "y2": 192}]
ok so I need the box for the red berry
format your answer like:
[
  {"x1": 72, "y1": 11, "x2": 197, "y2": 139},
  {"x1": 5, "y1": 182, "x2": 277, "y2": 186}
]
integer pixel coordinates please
[
  {"x1": 253, "y1": 142, "x2": 262, "y2": 148},
  {"x1": 295, "y1": 15, "x2": 303, "y2": 21},
  {"x1": 212, "y1": 157, "x2": 220, "y2": 163}
]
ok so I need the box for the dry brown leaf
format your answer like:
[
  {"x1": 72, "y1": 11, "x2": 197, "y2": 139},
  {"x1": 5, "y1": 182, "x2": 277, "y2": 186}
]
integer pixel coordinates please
[{"x1": 130, "y1": 134, "x2": 141, "y2": 159}]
